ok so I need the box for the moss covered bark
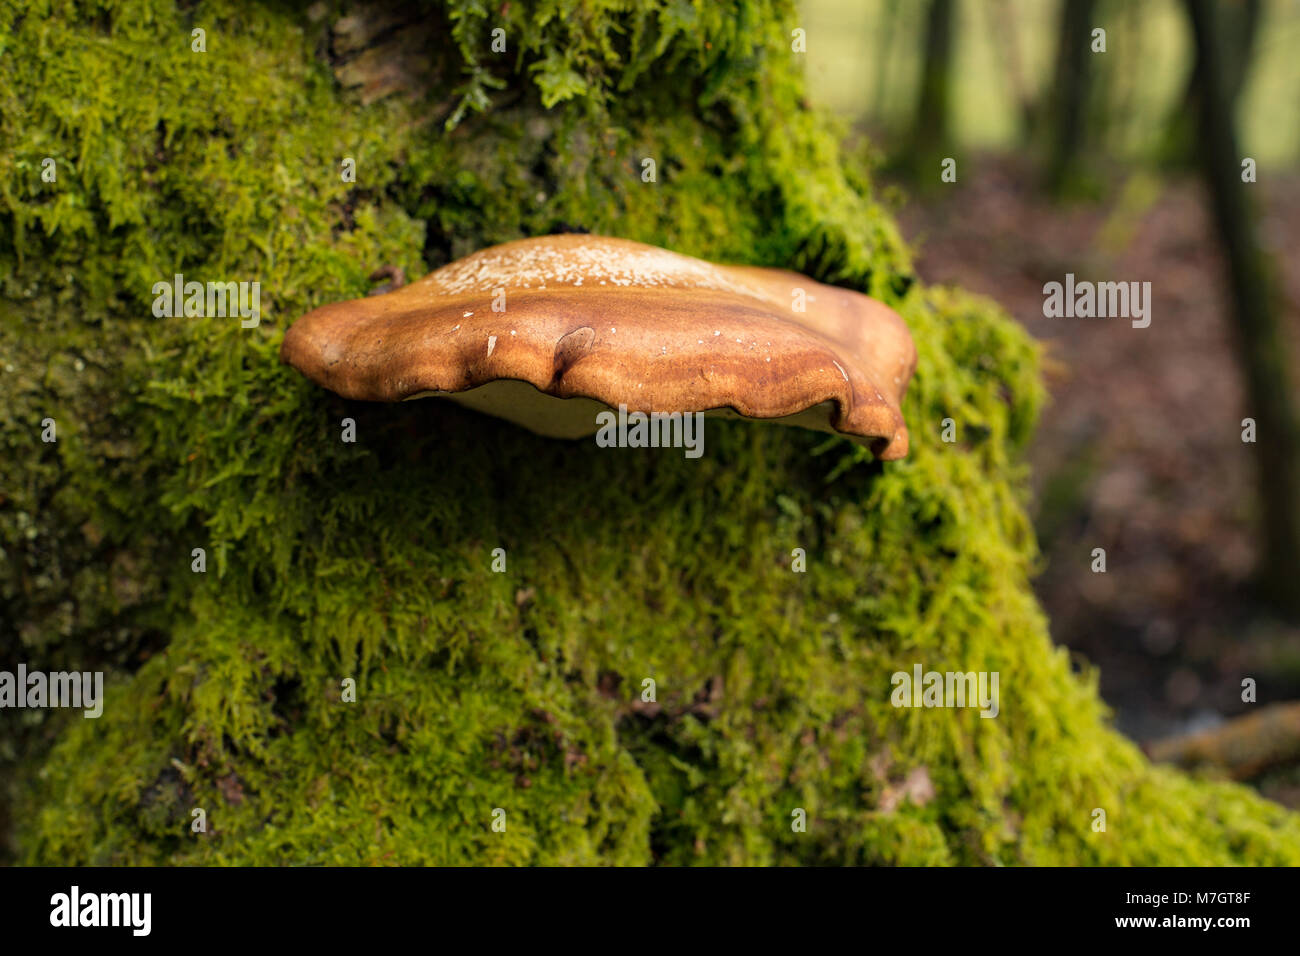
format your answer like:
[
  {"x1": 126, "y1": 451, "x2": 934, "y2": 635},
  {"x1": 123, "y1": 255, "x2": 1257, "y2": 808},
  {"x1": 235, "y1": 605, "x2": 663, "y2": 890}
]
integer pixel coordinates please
[{"x1": 2, "y1": 0, "x2": 1298, "y2": 864}]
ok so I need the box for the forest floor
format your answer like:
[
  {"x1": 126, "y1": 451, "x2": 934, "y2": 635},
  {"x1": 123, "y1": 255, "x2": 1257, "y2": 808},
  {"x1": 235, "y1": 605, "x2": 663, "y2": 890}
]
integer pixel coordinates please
[{"x1": 890, "y1": 155, "x2": 1300, "y2": 806}]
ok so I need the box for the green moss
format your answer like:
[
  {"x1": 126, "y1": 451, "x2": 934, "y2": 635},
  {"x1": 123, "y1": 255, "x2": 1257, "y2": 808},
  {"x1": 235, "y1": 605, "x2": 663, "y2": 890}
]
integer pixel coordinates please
[{"x1": 3, "y1": 0, "x2": 1299, "y2": 865}]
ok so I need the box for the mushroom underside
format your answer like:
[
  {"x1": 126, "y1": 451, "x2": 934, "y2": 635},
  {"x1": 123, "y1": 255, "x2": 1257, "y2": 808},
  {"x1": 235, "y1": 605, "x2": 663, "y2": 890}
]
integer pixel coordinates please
[{"x1": 405, "y1": 378, "x2": 870, "y2": 447}]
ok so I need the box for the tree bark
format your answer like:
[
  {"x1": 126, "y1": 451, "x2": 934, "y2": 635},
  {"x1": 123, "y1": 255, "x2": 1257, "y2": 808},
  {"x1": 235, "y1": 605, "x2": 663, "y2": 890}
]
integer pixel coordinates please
[{"x1": 1148, "y1": 702, "x2": 1300, "y2": 780}]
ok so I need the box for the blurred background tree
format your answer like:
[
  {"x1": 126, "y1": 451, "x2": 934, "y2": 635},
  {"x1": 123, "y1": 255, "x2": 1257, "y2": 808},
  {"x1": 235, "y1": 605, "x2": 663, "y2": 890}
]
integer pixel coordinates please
[
  {"x1": 1042, "y1": 0, "x2": 1098, "y2": 196},
  {"x1": 905, "y1": 0, "x2": 956, "y2": 183},
  {"x1": 1185, "y1": 0, "x2": 1300, "y2": 617}
]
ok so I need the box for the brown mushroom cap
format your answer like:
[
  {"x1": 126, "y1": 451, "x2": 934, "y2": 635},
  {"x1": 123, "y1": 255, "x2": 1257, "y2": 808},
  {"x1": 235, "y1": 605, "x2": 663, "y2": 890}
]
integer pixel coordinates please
[{"x1": 280, "y1": 235, "x2": 917, "y2": 459}]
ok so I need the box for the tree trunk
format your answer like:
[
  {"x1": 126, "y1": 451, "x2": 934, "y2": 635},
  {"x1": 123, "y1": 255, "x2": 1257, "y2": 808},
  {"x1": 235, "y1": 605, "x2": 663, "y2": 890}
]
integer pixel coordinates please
[
  {"x1": 1186, "y1": 0, "x2": 1300, "y2": 617},
  {"x1": 872, "y1": 0, "x2": 902, "y2": 121},
  {"x1": 1042, "y1": 0, "x2": 1097, "y2": 195},
  {"x1": 908, "y1": 0, "x2": 955, "y2": 181},
  {"x1": 1161, "y1": 0, "x2": 1262, "y2": 166},
  {"x1": 990, "y1": 0, "x2": 1036, "y2": 138}
]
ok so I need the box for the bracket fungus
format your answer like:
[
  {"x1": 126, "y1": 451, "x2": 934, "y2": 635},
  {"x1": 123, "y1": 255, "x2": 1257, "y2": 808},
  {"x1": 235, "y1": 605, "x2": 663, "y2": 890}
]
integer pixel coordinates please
[{"x1": 281, "y1": 235, "x2": 918, "y2": 459}]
